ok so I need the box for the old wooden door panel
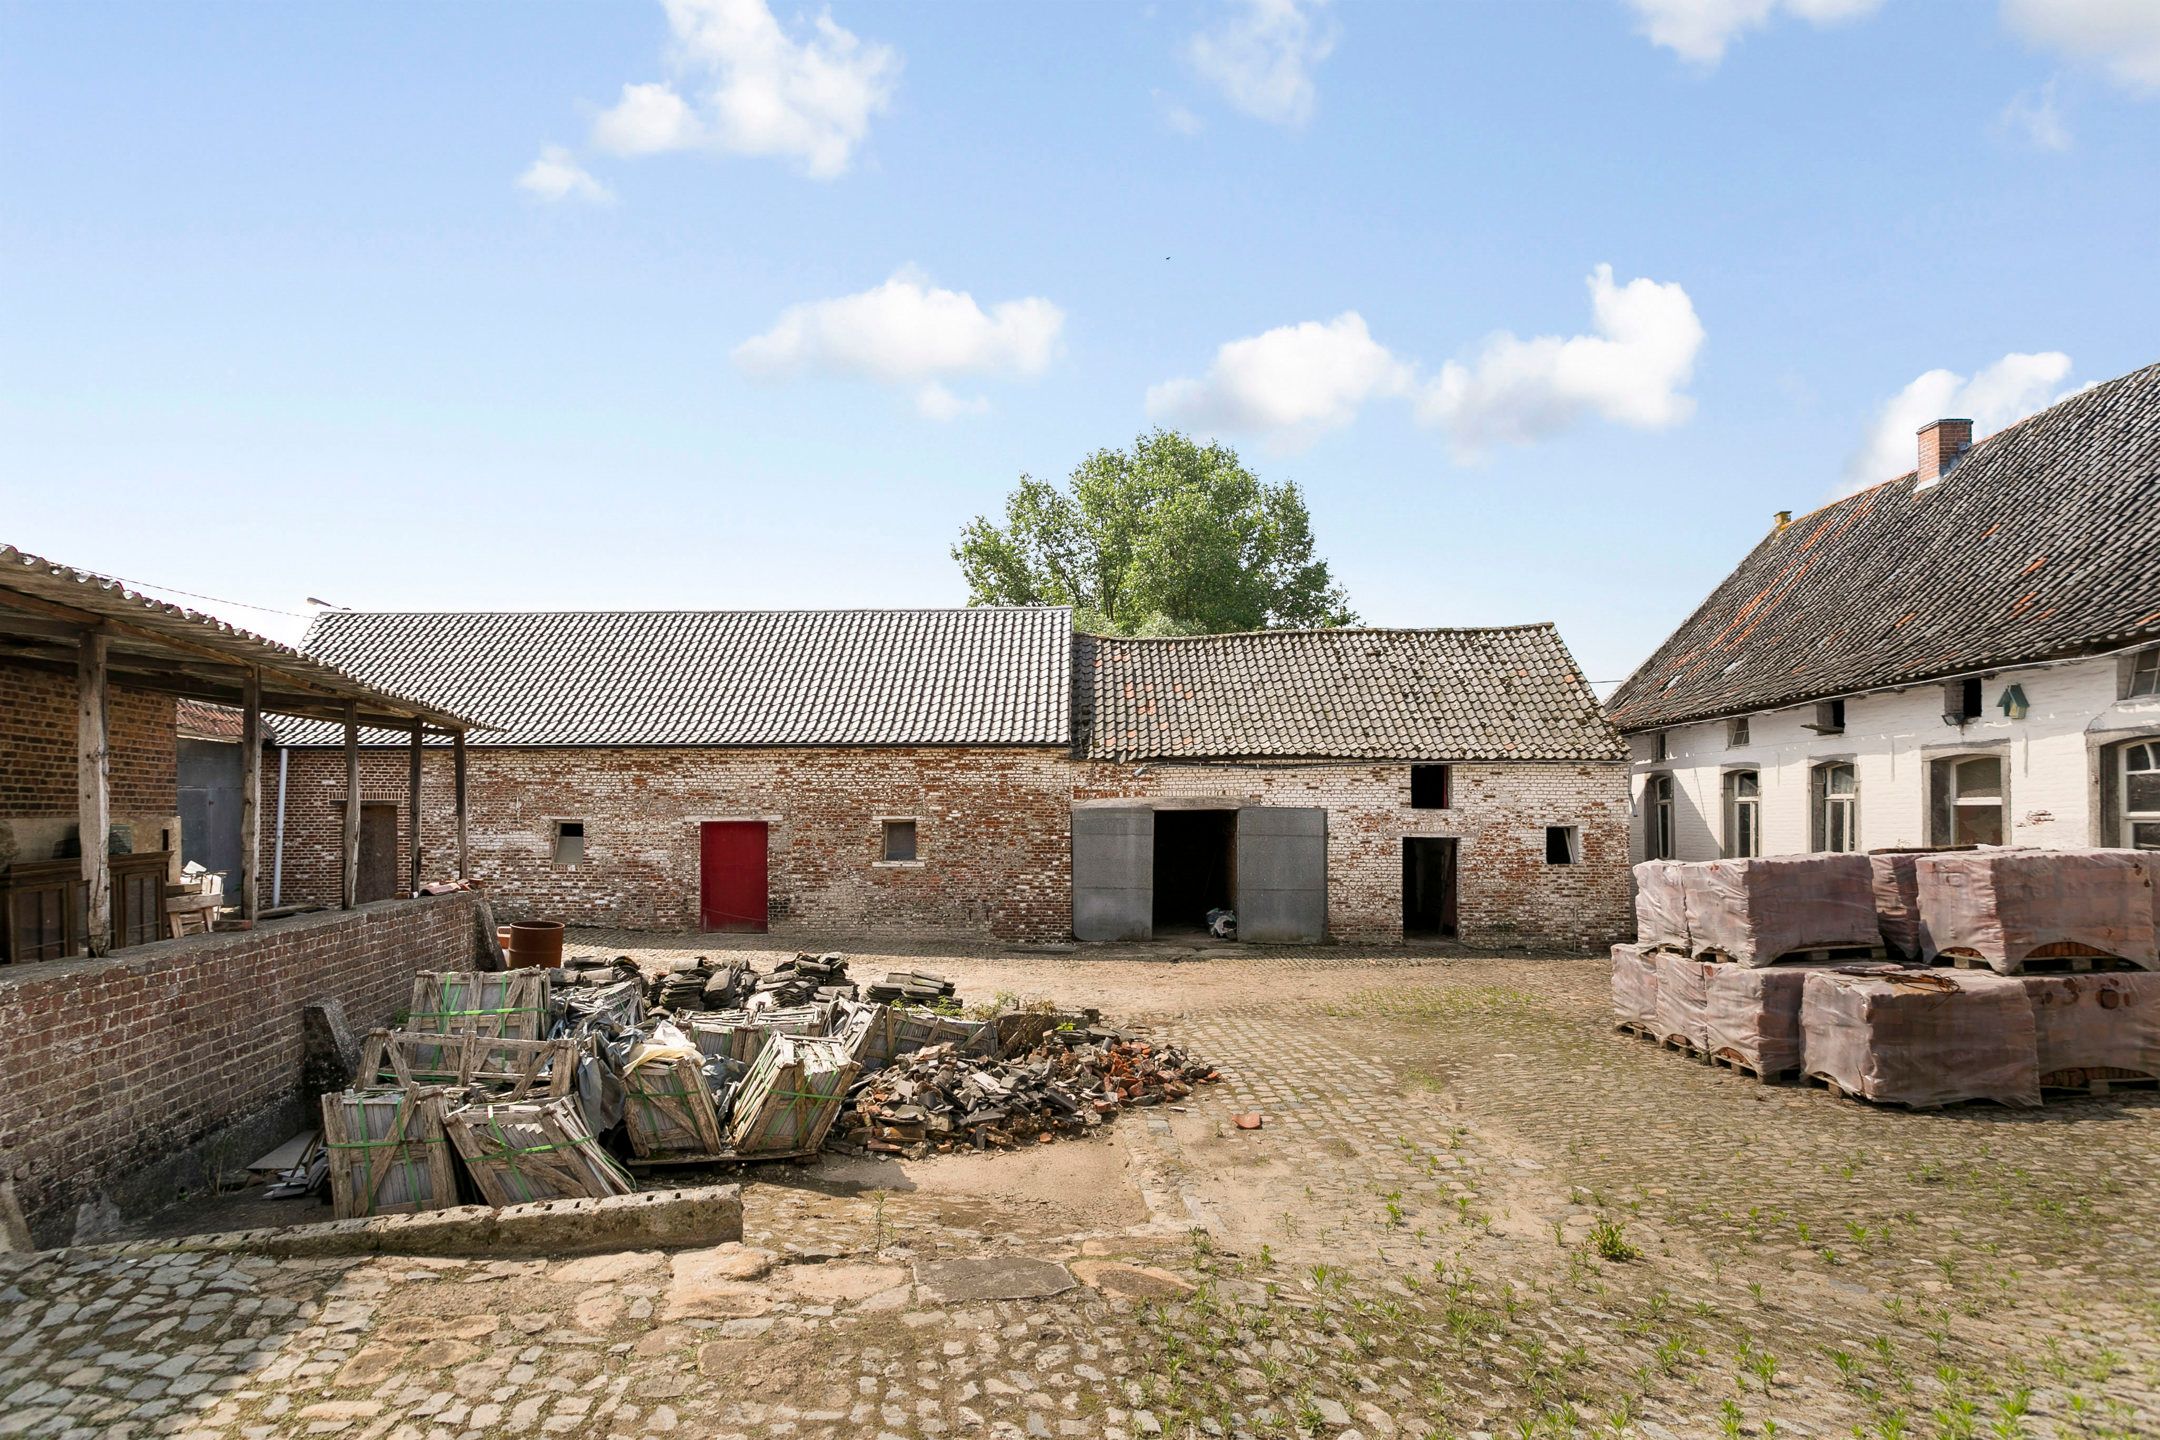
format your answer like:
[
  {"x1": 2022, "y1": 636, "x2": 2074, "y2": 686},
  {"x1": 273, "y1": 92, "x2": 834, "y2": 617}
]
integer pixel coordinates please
[
  {"x1": 1072, "y1": 806, "x2": 1154, "y2": 942},
  {"x1": 357, "y1": 803, "x2": 400, "y2": 904},
  {"x1": 700, "y1": 821, "x2": 769, "y2": 933},
  {"x1": 1235, "y1": 806, "x2": 1327, "y2": 944}
]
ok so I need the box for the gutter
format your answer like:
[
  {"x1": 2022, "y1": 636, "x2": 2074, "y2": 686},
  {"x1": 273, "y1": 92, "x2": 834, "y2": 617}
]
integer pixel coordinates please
[{"x1": 272, "y1": 745, "x2": 288, "y2": 908}]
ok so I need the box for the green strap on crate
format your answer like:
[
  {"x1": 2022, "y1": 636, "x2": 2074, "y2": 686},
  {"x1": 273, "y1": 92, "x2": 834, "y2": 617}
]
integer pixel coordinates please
[{"x1": 328, "y1": 1093, "x2": 440, "y2": 1214}]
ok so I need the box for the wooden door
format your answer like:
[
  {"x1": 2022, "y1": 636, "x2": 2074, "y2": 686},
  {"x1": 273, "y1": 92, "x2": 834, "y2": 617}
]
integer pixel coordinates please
[
  {"x1": 699, "y1": 821, "x2": 769, "y2": 932},
  {"x1": 358, "y1": 804, "x2": 400, "y2": 904}
]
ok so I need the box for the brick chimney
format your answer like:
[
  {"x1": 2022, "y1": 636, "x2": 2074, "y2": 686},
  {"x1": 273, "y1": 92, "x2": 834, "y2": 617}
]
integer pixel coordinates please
[{"x1": 1916, "y1": 417, "x2": 1973, "y2": 488}]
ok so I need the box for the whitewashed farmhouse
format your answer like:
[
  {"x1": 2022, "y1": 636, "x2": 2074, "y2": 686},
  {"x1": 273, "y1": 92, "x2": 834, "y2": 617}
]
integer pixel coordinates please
[{"x1": 1608, "y1": 361, "x2": 2160, "y2": 863}]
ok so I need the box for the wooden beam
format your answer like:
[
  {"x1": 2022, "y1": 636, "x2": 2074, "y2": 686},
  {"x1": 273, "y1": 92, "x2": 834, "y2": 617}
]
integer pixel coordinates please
[
  {"x1": 78, "y1": 629, "x2": 112, "y2": 955},
  {"x1": 342, "y1": 702, "x2": 360, "y2": 910},
  {"x1": 240, "y1": 667, "x2": 262, "y2": 922},
  {"x1": 453, "y1": 730, "x2": 469, "y2": 880},
  {"x1": 408, "y1": 721, "x2": 424, "y2": 897}
]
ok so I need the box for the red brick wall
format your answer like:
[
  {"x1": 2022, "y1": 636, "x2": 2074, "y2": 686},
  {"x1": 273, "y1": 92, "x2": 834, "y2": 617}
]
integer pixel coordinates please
[
  {"x1": 0, "y1": 661, "x2": 177, "y2": 818},
  {"x1": 1074, "y1": 759, "x2": 1634, "y2": 947},
  {"x1": 270, "y1": 747, "x2": 1076, "y2": 942},
  {"x1": 0, "y1": 892, "x2": 480, "y2": 1236}
]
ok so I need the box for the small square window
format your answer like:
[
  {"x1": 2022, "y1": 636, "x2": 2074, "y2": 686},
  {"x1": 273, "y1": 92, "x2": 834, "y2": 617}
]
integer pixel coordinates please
[
  {"x1": 2127, "y1": 648, "x2": 2160, "y2": 699},
  {"x1": 1728, "y1": 717, "x2": 1751, "y2": 747},
  {"x1": 882, "y1": 819, "x2": 918, "y2": 863},
  {"x1": 1946, "y1": 677, "x2": 1984, "y2": 721},
  {"x1": 552, "y1": 821, "x2": 585, "y2": 866},
  {"x1": 1812, "y1": 698, "x2": 1846, "y2": 734},
  {"x1": 1544, "y1": 825, "x2": 1580, "y2": 865},
  {"x1": 1410, "y1": 764, "x2": 1451, "y2": 809},
  {"x1": 1651, "y1": 731, "x2": 1669, "y2": 762}
]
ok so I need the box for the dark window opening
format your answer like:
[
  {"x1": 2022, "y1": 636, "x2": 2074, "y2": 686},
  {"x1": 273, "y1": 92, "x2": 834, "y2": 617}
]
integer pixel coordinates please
[
  {"x1": 1651, "y1": 731, "x2": 1669, "y2": 762},
  {"x1": 1152, "y1": 808, "x2": 1236, "y2": 934},
  {"x1": 1410, "y1": 764, "x2": 1451, "y2": 809},
  {"x1": 1646, "y1": 775, "x2": 1675, "y2": 860},
  {"x1": 881, "y1": 819, "x2": 918, "y2": 862},
  {"x1": 1402, "y1": 837, "x2": 1458, "y2": 938},
  {"x1": 1810, "y1": 699, "x2": 1846, "y2": 734},
  {"x1": 553, "y1": 821, "x2": 585, "y2": 866},
  {"x1": 1545, "y1": 825, "x2": 1580, "y2": 865},
  {"x1": 1947, "y1": 677, "x2": 1984, "y2": 722}
]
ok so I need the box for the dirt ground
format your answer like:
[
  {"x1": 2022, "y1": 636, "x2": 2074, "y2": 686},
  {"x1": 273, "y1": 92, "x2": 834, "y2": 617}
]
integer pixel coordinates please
[{"x1": 5, "y1": 936, "x2": 2156, "y2": 1439}]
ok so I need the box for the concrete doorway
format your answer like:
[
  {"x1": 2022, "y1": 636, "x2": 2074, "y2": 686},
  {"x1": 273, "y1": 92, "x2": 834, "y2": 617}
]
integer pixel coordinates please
[
  {"x1": 1152, "y1": 808, "x2": 1236, "y2": 936},
  {"x1": 1402, "y1": 837, "x2": 1458, "y2": 938}
]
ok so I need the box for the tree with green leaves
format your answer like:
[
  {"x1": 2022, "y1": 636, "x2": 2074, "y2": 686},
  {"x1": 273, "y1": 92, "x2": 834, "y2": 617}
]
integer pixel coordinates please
[{"x1": 952, "y1": 430, "x2": 1357, "y2": 636}]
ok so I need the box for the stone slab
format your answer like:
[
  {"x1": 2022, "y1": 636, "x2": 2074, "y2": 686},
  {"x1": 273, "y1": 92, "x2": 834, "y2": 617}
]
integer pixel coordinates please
[{"x1": 912, "y1": 1256, "x2": 1075, "y2": 1302}]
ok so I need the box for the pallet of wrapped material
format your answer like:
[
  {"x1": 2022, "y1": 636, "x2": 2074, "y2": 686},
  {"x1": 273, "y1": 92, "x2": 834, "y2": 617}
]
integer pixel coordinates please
[
  {"x1": 1651, "y1": 951, "x2": 1716, "y2": 1051},
  {"x1": 1632, "y1": 861, "x2": 1690, "y2": 951},
  {"x1": 1680, "y1": 854, "x2": 1879, "y2": 966},
  {"x1": 1915, "y1": 849, "x2": 2159, "y2": 972},
  {"x1": 1800, "y1": 969, "x2": 2040, "y2": 1108},
  {"x1": 728, "y1": 1033, "x2": 860, "y2": 1156},
  {"x1": 1610, "y1": 944, "x2": 1660, "y2": 1031},
  {"x1": 686, "y1": 1004, "x2": 830, "y2": 1068},
  {"x1": 622, "y1": 1024, "x2": 727, "y2": 1157},
  {"x1": 321, "y1": 1088, "x2": 457, "y2": 1220},
  {"x1": 1703, "y1": 963, "x2": 1844, "y2": 1077},
  {"x1": 2025, "y1": 972, "x2": 2160, "y2": 1087},
  {"x1": 443, "y1": 1096, "x2": 635, "y2": 1205},
  {"x1": 357, "y1": 1029, "x2": 576, "y2": 1100},
  {"x1": 1868, "y1": 852, "x2": 1927, "y2": 959},
  {"x1": 408, "y1": 970, "x2": 553, "y2": 1041}
]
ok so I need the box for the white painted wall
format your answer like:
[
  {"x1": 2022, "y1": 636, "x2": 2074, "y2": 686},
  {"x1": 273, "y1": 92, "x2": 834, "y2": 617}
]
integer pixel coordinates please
[{"x1": 1625, "y1": 651, "x2": 2160, "y2": 862}]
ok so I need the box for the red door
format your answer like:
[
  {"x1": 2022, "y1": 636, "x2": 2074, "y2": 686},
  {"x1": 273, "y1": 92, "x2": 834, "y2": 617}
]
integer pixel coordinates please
[{"x1": 699, "y1": 822, "x2": 769, "y2": 932}]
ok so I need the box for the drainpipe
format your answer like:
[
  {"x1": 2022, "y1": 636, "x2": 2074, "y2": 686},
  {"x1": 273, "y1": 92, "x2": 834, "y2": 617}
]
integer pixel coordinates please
[{"x1": 272, "y1": 745, "x2": 288, "y2": 908}]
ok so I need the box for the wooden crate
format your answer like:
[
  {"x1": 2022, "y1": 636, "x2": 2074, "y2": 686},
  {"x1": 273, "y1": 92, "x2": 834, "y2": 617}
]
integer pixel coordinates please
[
  {"x1": 729, "y1": 1034, "x2": 860, "y2": 1156},
  {"x1": 321, "y1": 1088, "x2": 457, "y2": 1221},
  {"x1": 358, "y1": 1028, "x2": 575, "y2": 1100},
  {"x1": 443, "y1": 1097, "x2": 636, "y2": 1206},
  {"x1": 622, "y1": 1050, "x2": 727, "y2": 1157},
  {"x1": 408, "y1": 970, "x2": 553, "y2": 1042}
]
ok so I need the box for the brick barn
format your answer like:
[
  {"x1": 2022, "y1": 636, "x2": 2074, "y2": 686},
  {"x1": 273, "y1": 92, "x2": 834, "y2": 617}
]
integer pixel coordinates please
[{"x1": 268, "y1": 609, "x2": 1631, "y2": 947}]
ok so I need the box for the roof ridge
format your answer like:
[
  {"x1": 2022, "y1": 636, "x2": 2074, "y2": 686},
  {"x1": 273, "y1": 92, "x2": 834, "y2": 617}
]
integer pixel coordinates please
[
  {"x1": 1085, "y1": 621, "x2": 1559, "y2": 643},
  {"x1": 316, "y1": 605, "x2": 1073, "y2": 619}
]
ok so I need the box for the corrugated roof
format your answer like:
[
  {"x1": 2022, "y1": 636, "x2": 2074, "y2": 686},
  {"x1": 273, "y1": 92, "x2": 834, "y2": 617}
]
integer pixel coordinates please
[
  {"x1": 280, "y1": 608, "x2": 1074, "y2": 747},
  {"x1": 1079, "y1": 624, "x2": 1624, "y2": 763},
  {"x1": 1607, "y1": 360, "x2": 2160, "y2": 732}
]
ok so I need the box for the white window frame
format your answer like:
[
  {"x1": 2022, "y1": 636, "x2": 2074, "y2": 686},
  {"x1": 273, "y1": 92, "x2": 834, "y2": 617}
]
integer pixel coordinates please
[
  {"x1": 2126, "y1": 648, "x2": 2160, "y2": 700},
  {"x1": 2122, "y1": 742, "x2": 2160, "y2": 849},
  {"x1": 1937, "y1": 752, "x2": 2007, "y2": 847},
  {"x1": 1813, "y1": 761, "x2": 1858, "y2": 853},
  {"x1": 1723, "y1": 770, "x2": 1761, "y2": 858},
  {"x1": 1728, "y1": 716, "x2": 1750, "y2": 748}
]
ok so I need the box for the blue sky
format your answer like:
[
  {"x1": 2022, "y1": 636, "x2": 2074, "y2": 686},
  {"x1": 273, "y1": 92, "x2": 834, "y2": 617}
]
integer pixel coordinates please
[{"x1": 3, "y1": 0, "x2": 2157, "y2": 689}]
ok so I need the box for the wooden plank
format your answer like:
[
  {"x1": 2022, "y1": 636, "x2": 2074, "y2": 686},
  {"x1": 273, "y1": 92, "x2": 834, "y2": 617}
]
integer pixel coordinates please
[
  {"x1": 240, "y1": 667, "x2": 262, "y2": 922},
  {"x1": 342, "y1": 702, "x2": 360, "y2": 910},
  {"x1": 453, "y1": 729, "x2": 469, "y2": 880},
  {"x1": 77, "y1": 629, "x2": 111, "y2": 955},
  {"x1": 407, "y1": 721, "x2": 424, "y2": 897}
]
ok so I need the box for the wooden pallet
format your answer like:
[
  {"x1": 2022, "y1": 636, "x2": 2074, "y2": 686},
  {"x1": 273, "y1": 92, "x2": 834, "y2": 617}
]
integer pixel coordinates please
[
  {"x1": 622, "y1": 1145, "x2": 820, "y2": 1170},
  {"x1": 1707, "y1": 1050, "x2": 1797, "y2": 1085},
  {"x1": 1694, "y1": 944, "x2": 1889, "y2": 967},
  {"x1": 1939, "y1": 950, "x2": 2141, "y2": 975},
  {"x1": 2039, "y1": 1067, "x2": 2160, "y2": 1096}
]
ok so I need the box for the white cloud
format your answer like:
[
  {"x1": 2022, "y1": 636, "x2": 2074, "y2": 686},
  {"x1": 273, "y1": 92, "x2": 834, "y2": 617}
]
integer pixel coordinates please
[
  {"x1": 1417, "y1": 265, "x2": 1706, "y2": 456},
  {"x1": 589, "y1": 0, "x2": 899, "y2": 178},
  {"x1": 1625, "y1": 0, "x2": 1882, "y2": 65},
  {"x1": 2003, "y1": 0, "x2": 2160, "y2": 94},
  {"x1": 516, "y1": 145, "x2": 615, "y2": 204},
  {"x1": 1146, "y1": 313, "x2": 1412, "y2": 440},
  {"x1": 733, "y1": 269, "x2": 1064, "y2": 418},
  {"x1": 1187, "y1": 0, "x2": 1336, "y2": 127},
  {"x1": 1844, "y1": 351, "x2": 2075, "y2": 490},
  {"x1": 1999, "y1": 77, "x2": 2072, "y2": 150}
]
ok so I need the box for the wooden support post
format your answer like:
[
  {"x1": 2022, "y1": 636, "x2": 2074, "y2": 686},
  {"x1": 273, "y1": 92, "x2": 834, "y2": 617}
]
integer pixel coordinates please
[
  {"x1": 408, "y1": 721, "x2": 424, "y2": 897},
  {"x1": 77, "y1": 629, "x2": 111, "y2": 955},
  {"x1": 453, "y1": 729, "x2": 469, "y2": 880},
  {"x1": 240, "y1": 667, "x2": 262, "y2": 922},
  {"x1": 342, "y1": 702, "x2": 360, "y2": 910}
]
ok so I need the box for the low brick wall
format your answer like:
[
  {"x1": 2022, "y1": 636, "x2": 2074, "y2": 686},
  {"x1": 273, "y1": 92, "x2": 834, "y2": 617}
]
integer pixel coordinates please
[{"x1": 0, "y1": 892, "x2": 482, "y2": 1245}]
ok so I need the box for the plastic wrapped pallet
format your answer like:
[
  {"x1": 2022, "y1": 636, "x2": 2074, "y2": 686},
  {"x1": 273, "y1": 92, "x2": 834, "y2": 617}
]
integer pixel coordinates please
[
  {"x1": 1915, "y1": 848, "x2": 2159, "y2": 972},
  {"x1": 621, "y1": 1022, "x2": 726, "y2": 1157},
  {"x1": 321, "y1": 1088, "x2": 457, "y2": 1220},
  {"x1": 1651, "y1": 951, "x2": 1716, "y2": 1051},
  {"x1": 1632, "y1": 860, "x2": 1689, "y2": 951},
  {"x1": 1680, "y1": 854, "x2": 1878, "y2": 965},
  {"x1": 1610, "y1": 943, "x2": 1660, "y2": 1031},
  {"x1": 409, "y1": 970, "x2": 553, "y2": 1042},
  {"x1": 2024, "y1": 972, "x2": 2160, "y2": 1087},
  {"x1": 1702, "y1": 963, "x2": 1843, "y2": 1077},
  {"x1": 443, "y1": 1096, "x2": 636, "y2": 1205},
  {"x1": 1800, "y1": 968, "x2": 2040, "y2": 1108},
  {"x1": 1868, "y1": 852, "x2": 1927, "y2": 959},
  {"x1": 728, "y1": 1033, "x2": 860, "y2": 1156}
]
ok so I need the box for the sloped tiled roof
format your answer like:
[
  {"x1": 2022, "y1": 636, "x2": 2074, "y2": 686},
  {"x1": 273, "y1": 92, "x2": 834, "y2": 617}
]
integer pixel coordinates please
[
  {"x1": 175, "y1": 700, "x2": 246, "y2": 741},
  {"x1": 1608, "y1": 361, "x2": 2160, "y2": 732},
  {"x1": 280, "y1": 608, "x2": 1073, "y2": 747},
  {"x1": 1078, "y1": 625, "x2": 1623, "y2": 763}
]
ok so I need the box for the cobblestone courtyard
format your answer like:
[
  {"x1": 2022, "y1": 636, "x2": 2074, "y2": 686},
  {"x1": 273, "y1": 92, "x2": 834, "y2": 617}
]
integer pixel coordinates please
[{"x1": 4, "y1": 939, "x2": 2156, "y2": 1438}]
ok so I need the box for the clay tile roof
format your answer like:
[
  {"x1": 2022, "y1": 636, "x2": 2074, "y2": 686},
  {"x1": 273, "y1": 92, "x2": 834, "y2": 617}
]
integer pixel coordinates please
[
  {"x1": 1607, "y1": 360, "x2": 2160, "y2": 733},
  {"x1": 1078, "y1": 624, "x2": 1623, "y2": 763},
  {"x1": 275, "y1": 607, "x2": 1074, "y2": 748},
  {"x1": 174, "y1": 700, "x2": 245, "y2": 741}
]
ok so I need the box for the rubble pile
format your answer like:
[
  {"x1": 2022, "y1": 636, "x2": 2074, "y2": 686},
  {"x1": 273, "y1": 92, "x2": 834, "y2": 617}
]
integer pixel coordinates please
[{"x1": 835, "y1": 1031, "x2": 1220, "y2": 1157}]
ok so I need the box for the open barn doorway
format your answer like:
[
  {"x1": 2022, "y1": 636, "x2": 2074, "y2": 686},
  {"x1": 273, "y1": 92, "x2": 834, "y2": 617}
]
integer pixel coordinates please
[
  {"x1": 1153, "y1": 808, "x2": 1237, "y2": 936},
  {"x1": 1403, "y1": 837, "x2": 1458, "y2": 938}
]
